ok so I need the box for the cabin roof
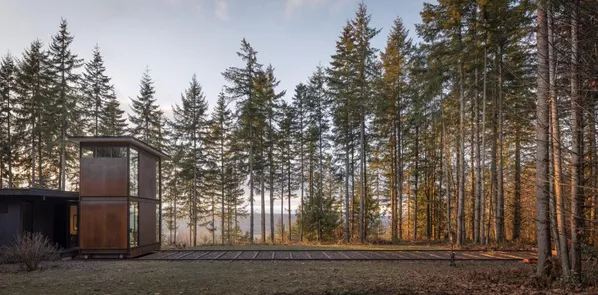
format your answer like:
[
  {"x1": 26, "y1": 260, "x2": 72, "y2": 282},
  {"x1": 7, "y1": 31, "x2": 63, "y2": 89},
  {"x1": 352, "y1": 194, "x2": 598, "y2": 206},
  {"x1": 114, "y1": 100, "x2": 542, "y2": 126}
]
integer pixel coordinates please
[
  {"x1": 68, "y1": 136, "x2": 170, "y2": 160},
  {"x1": 0, "y1": 188, "x2": 79, "y2": 199}
]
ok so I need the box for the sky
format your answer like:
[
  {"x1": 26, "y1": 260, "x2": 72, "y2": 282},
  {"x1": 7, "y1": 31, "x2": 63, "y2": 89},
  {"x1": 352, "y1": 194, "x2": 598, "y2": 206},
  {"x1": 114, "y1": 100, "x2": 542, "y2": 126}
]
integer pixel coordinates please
[
  {"x1": 1, "y1": 0, "x2": 431, "y2": 117},
  {"x1": 1, "y1": 0, "x2": 432, "y2": 213}
]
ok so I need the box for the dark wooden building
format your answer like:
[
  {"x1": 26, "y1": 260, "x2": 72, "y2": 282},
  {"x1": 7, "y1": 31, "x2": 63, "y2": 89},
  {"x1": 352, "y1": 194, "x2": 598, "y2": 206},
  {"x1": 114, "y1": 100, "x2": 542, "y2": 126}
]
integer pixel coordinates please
[
  {"x1": 0, "y1": 189, "x2": 79, "y2": 249},
  {"x1": 68, "y1": 136, "x2": 169, "y2": 258}
]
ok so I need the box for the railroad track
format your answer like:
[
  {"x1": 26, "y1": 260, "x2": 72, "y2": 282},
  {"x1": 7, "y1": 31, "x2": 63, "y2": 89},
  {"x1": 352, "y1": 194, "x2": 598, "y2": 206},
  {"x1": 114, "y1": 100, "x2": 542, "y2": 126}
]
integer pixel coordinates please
[{"x1": 138, "y1": 250, "x2": 537, "y2": 261}]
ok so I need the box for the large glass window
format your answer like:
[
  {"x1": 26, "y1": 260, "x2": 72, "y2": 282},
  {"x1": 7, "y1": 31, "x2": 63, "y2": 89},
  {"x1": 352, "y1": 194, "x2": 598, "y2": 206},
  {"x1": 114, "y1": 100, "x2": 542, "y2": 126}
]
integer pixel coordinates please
[
  {"x1": 129, "y1": 201, "x2": 139, "y2": 247},
  {"x1": 129, "y1": 147, "x2": 139, "y2": 197},
  {"x1": 82, "y1": 147, "x2": 126, "y2": 158}
]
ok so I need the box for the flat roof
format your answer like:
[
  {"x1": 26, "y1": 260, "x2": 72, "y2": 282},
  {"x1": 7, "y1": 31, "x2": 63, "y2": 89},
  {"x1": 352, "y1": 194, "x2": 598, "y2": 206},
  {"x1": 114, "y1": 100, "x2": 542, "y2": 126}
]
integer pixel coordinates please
[
  {"x1": 0, "y1": 188, "x2": 79, "y2": 199},
  {"x1": 68, "y1": 136, "x2": 170, "y2": 160}
]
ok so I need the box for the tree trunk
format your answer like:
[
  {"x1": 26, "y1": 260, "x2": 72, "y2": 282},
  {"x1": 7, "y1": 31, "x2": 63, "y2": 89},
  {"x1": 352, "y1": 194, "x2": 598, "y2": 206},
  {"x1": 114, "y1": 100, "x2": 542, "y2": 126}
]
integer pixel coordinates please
[
  {"x1": 359, "y1": 105, "x2": 366, "y2": 243},
  {"x1": 570, "y1": 0, "x2": 583, "y2": 281},
  {"x1": 481, "y1": 46, "x2": 487, "y2": 244},
  {"x1": 414, "y1": 126, "x2": 420, "y2": 241},
  {"x1": 535, "y1": 2, "x2": 553, "y2": 276},
  {"x1": 547, "y1": 5, "x2": 570, "y2": 275},
  {"x1": 496, "y1": 44, "x2": 505, "y2": 242},
  {"x1": 513, "y1": 126, "x2": 521, "y2": 240},
  {"x1": 457, "y1": 62, "x2": 465, "y2": 245}
]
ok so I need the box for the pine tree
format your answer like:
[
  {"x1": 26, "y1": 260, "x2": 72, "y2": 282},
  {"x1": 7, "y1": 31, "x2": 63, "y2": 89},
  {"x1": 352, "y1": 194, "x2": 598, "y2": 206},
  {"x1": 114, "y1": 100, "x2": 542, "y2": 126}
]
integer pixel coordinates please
[
  {"x1": 351, "y1": 3, "x2": 380, "y2": 242},
  {"x1": 47, "y1": 18, "x2": 83, "y2": 191},
  {"x1": 170, "y1": 74, "x2": 210, "y2": 246},
  {"x1": 82, "y1": 44, "x2": 112, "y2": 136},
  {"x1": 327, "y1": 22, "x2": 358, "y2": 242},
  {"x1": 128, "y1": 67, "x2": 163, "y2": 148},
  {"x1": 100, "y1": 89, "x2": 127, "y2": 136},
  {"x1": 14, "y1": 40, "x2": 54, "y2": 188},
  {"x1": 0, "y1": 53, "x2": 16, "y2": 188},
  {"x1": 379, "y1": 17, "x2": 412, "y2": 242},
  {"x1": 222, "y1": 38, "x2": 262, "y2": 242},
  {"x1": 291, "y1": 83, "x2": 309, "y2": 241}
]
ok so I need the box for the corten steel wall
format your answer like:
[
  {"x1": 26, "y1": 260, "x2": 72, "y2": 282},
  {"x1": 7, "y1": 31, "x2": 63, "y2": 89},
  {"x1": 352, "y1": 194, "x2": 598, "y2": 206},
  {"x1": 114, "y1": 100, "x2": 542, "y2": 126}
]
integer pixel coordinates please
[
  {"x1": 131, "y1": 149, "x2": 160, "y2": 252},
  {"x1": 80, "y1": 157, "x2": 128, "y2": 197},
  {"x1": 79, "y1": 198, "x2": 128, "y2": 250},
  {"x1": 77, "y1": 140, "x2": 161, "y2": 257},
  {"x1": 79, "y1": 143, "x2": 129, "y2": 254}
]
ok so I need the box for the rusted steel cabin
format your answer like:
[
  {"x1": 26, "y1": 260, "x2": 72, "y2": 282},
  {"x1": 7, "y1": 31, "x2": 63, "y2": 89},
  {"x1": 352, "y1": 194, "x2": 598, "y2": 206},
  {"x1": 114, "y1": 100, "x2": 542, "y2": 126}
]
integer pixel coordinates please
[{"x1": 68, "y1": 136, "x2": 169, "y2": 258}]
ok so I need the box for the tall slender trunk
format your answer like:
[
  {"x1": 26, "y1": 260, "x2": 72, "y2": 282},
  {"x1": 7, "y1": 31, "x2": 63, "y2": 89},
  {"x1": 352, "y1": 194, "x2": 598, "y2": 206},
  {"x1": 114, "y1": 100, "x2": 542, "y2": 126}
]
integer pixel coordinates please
[
  {"x1": 7, "y1": 92, "x2": 12, "y2": 188},
  {"x1": 193, "y1": 135, "x2": 198, "y2": 247},
  {"x1": 443, "y1": 117, "x2": 450, "y2": 239},
  {"x1": 261, "y1": 145, "x2": 266, "y2": 244},
  {"x1": 249, "y1": 99, "x2": 254, "y2": 243},
  {"x1": 359, "y1": 105, "x2": 366, "y2": 243},
  {"x1": 496, "y1": 45, "x2": 505, "y2": 242},
  {"x1": 299, "y1": 109, "x2": 305, "y2": 242},
  {"x1": 280, "y1": 161, "x2": 284, "y2": 243},
  {"x1": 287, "y1": 154, "x2": 292, "y2": 241},
  {"x1": 570, "y1": 0, "x2": 583, "y2": 281},
  {"x1": 391, "y1": 123, "x2": 397, "y2": 243},
  {"x1": 513, "y1": 126, "x2": 521, "y2": 240},
  {"x1": 535, "y1": 2, "x2": 552, "y2": 275},
  {"x1": 474, "y1": 61, "x2": 481, "y2": 243},
  {"x1": 269, "y1": 126, "x2": 274, "y2": 243},
  {"x1": 398, "y1": 120, "x2": 403, "y2": 240},
  {"x1": 480, "y1": 47, "x2": 487, "y2": 244},
  {"x1": 457, "y1": 62, "x2": 465, "y2": 245},
  {"x1": 414, "y1": 126, "x2": 419, "y2": 240},
  {"x1": 318, "y1": 105, "x2": 324, "y2": 242},
  {"x1": 220, "y1": 132, "x2": 225, "y2": 245}
]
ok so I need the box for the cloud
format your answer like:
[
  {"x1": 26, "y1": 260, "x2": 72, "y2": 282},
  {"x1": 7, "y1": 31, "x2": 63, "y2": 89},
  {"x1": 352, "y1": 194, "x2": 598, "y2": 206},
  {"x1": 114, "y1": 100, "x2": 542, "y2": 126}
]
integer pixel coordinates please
[{"x1": 215, "y1": 0, "x2": 229, "y2": 21}]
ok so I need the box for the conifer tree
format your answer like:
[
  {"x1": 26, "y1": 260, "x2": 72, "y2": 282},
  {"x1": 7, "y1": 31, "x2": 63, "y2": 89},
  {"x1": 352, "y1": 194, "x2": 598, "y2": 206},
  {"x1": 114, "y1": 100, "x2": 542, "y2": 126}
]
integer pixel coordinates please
[
  {"x1": 170, "y1": 74, "x2": 210, "y2": 246},
  {"x1": 0, "y1": 53, "x2": 16, "y2": 188},
  {"x1": 222, "y1": 39, "x2": 262, "y2": 242},
  {"x1": 47, "y1": 18, "x2": 83, "y2": 191},
  {"x1": 379, "y1": 17, "x2": 412, "y2": 242},
  {"x1": 351, "y1": 3, "x2": 380, "y2": 242},
  {"x1": 14, "y1": 40, "x2": 54, "y2": 188},
  {"x1": 100, "y1": 89, "x2": 127, "y2": 136},
  {"x1": 128, "y1": 67, "x2": 163, "y2": 148},
  {"x1": 82, "y1": 45, "x2": 112, "y2": 136}
]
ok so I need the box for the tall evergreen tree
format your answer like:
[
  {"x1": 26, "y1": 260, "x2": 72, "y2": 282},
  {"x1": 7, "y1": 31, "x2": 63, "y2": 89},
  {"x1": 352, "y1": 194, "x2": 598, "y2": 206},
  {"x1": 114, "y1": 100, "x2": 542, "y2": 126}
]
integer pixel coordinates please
[
  {"x1": 128, "y1": 67, "x2": 163, "y2": 148},
  {"x1": 0, "y1": 53, "x2": 16, "y2": 188},
  {"x1": 14, "y1": 40, "x2": 54, "y2": 188},
  {"x1": 82, "y1": 44, "x2": 112, "y2": 136},
  {"x1": 222, "y1": 38, "x2": 262, "y2": 242},
  {"x1": 170, "y1": 74, "x2": 210, "y2": 246},
  {"x1": 47, "y1": 18, "x2": 83, "y2": 191},
  {"x1": 100, "y1": 89, "x2": 127, "y2": 136}
]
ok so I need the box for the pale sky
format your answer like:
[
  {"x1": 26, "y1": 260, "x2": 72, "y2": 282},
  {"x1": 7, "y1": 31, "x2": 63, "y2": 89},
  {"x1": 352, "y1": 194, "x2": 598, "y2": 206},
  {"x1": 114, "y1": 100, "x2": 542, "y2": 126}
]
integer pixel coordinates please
[
  {"x1": 1, "y1": 0, "x2": 430, "y2": 116},
  {"x1": 1, "y1": 0, "x2": 431, "y2": 213}
]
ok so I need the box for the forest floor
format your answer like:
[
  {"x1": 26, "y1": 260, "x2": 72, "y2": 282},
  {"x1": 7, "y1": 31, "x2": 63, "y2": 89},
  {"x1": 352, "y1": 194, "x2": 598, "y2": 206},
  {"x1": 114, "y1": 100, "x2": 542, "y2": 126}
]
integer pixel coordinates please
[{"x1": 1, "y1": 259, "x2": 595, "y2": 295}]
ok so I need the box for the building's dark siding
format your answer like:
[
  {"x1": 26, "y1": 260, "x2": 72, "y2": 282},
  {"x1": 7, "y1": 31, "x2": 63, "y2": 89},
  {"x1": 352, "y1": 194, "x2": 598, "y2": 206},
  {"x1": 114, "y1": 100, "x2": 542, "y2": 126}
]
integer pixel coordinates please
[{"x1": 0, "y1": 202, "x2": 21, "y2": 246}]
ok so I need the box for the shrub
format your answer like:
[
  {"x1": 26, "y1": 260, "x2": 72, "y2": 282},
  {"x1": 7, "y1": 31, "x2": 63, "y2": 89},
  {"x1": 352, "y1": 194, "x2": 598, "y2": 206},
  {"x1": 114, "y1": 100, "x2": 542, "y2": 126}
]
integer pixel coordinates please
[{"x1": 1, "y1": 232, "x2": 60, "y2": 271}]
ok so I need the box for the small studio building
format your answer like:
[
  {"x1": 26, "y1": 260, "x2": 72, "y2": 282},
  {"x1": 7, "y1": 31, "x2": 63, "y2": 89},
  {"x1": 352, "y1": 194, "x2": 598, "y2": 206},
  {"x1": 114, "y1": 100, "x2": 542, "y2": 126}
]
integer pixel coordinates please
[
  {"x1": 0, "y1": 136, "x2": 168, "y2": 259},
  {"x1": 69, "y1": 136, "x2": 168, "y2": 258}
]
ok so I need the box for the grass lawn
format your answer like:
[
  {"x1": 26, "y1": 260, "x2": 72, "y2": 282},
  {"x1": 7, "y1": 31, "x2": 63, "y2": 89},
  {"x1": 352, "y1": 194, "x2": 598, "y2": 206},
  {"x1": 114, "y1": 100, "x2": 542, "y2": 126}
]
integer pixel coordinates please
[{"x1": 2, "y1": 259, "x2": 592, "y2": 295}]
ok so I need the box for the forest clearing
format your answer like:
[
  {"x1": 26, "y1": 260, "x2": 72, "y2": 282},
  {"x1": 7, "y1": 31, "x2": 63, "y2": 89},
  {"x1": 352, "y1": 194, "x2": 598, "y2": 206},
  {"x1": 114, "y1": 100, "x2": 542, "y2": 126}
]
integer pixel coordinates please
[
  {"x1": 2, "y1": 0, "x2": 598, "y2": 293},
  {"x1": 4, "y1": 258, "x2": 594, "y2": 295}
]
